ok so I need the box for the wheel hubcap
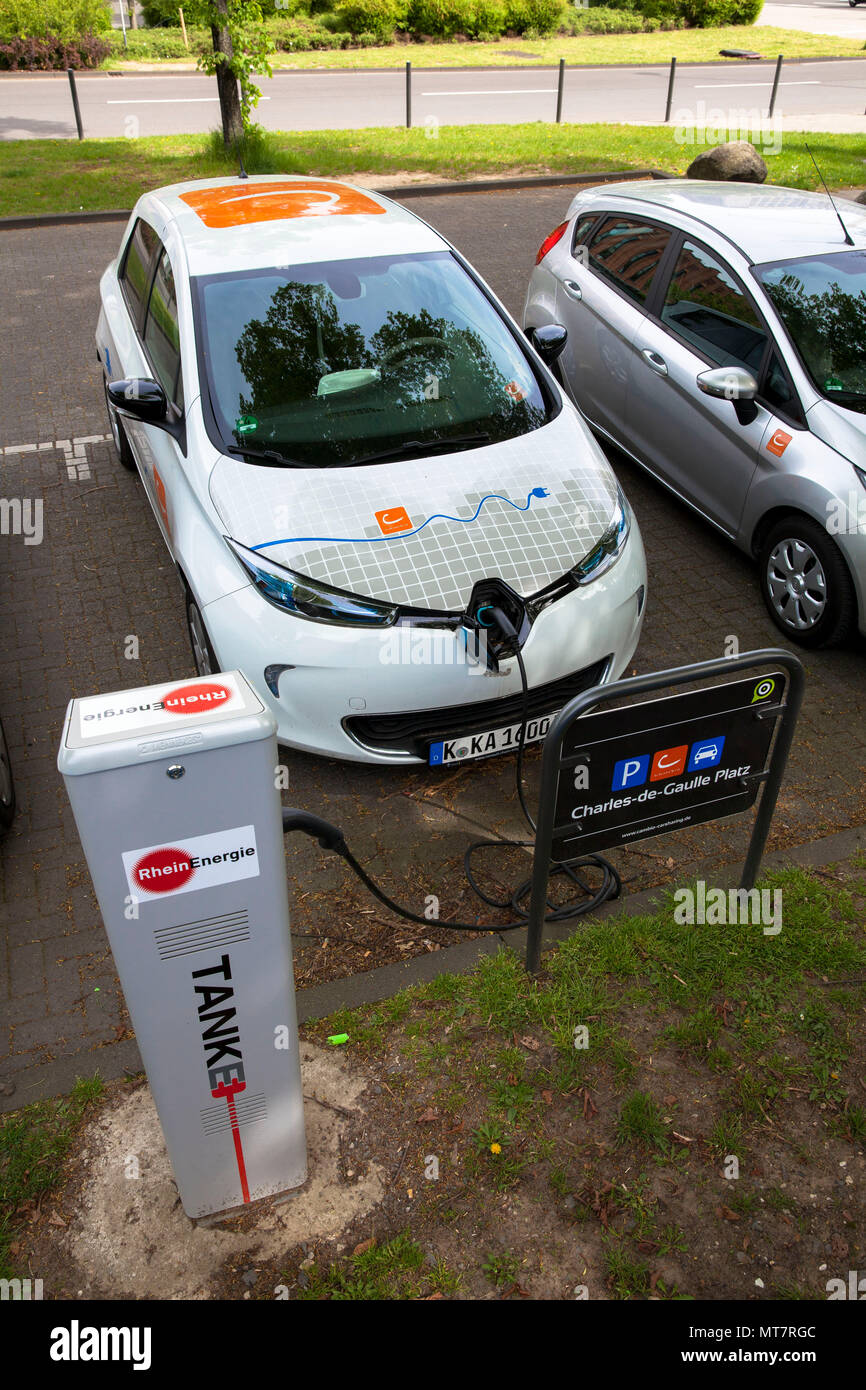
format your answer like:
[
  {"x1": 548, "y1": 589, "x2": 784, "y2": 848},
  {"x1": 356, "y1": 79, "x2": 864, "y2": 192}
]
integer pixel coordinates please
[
  {"x1": 188, "y1": 605, "x2": 213, "y2": 676},
  {"x1": 766, "y1": 538, "x2": 827, "y2": 630}
]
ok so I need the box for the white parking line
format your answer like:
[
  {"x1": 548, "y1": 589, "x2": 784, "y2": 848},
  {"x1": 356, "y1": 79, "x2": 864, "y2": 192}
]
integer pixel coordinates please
[
  {"x1": 1, "y1": 433, "x2": 111, "y2": 456},
  {"x1": 106, "y1": 96, "x2": 270, "y2": 105},
  {"x1": 421, "y1": 88, "x2": 557, "y2": 96},
  {"x1": 692, "y1": 81, "x2": 822, "y2": 89}
]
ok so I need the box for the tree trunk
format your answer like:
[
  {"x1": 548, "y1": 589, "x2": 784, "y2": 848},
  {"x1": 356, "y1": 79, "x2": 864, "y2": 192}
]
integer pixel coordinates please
[{"x1": 211, "y1": 2, "x2": 243, "y2": 149}]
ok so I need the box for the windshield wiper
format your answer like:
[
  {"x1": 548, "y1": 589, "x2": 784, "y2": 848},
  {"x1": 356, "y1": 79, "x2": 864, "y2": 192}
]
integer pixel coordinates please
[
  {"x1": 348, "y1": 433, "x2": 492, "y2": 467},
  {"x1": 226, "y1": 444, "x2": 307, "y2": 467}
]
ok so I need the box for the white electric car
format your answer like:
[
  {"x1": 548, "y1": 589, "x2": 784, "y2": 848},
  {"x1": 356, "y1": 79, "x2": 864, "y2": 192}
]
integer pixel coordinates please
[{"x1": 97, "y1": 175, "x2": 647, "y2": 765}]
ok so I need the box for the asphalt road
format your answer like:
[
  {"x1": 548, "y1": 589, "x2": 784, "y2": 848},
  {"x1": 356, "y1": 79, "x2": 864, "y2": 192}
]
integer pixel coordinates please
[
  {"x1": 760, "y1": 0, "x2": 866, "y2": 38},
  {"x1": 2, "y1": 183, "x2": 866, "y2": 1104},
  {"x1": 0, "y1": 56, "x2": 863, "y2": 141}
]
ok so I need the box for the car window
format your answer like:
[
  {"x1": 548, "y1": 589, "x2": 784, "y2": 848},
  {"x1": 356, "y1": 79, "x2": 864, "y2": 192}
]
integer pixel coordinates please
[
  {"x1": 661, "y1": 239, "x2": 767, "y2": 373},
  {"x1": 195, "y1": 250, "x2": 551, "y2": 469},
  {"x1": 761, "y1": 351, "x2": 801, "y2": 422},
  {"x1": 120, "y1": 218, "x2": 159, "y2": 325},
  {"x1": 586, "y1": 216, "x2": 671, "y2": 304},
  {"x1": 571, "y1": 213, "x2": 598, "y2": 258},
  {"x1": 144, "y1": 249, "x2": 183, "y2": 408}
]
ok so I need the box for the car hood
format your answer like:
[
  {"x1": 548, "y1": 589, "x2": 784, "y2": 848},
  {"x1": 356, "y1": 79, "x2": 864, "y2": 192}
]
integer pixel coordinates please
[
  {"x1": 208, "y1": 412, "x2": 619, "y2": 612},
  {"x1": 806, "y1": 398, "x2": 866, "y2": 463}
]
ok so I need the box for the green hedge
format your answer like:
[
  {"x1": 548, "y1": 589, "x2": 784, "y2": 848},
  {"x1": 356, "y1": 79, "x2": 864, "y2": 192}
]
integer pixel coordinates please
[
  {"x1": 0, "y1": 0, "x2": 111, "y2": 41},
  {"x1": 589, "y1": 0, "x2": 762, "y2": 22},
  {"x1": 334, "y1": 0, "x2": 406, "y2": 40},
  {"x1": 106, "y1": 25, "x2": 209, "y2": 56}
]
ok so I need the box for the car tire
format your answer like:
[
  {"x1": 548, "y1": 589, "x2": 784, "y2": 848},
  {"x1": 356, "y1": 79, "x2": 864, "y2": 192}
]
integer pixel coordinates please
[
  {"x1": 104, "y1": 376, "x2": 137, "y2": 473},
  {"x1": 0, "y1": 718, "x2": 16, "y2": 833},
  {"x1": 185, "y1": 588, "x2": 220, "y2": 677},
  {"x1": 759, "y1": 516, "x2": 856, "y2": 649}
]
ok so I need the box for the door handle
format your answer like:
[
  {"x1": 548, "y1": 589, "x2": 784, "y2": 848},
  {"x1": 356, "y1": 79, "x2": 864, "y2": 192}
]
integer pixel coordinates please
[
  {"x1": 562, "y1": 279, "x2": 583, "y2": 301},
  {"x1": 641, "y1": 348, "x2": 668, "y2": 376}
]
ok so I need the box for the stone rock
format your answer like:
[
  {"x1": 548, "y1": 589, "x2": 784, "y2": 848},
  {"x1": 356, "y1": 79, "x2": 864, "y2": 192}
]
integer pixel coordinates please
[
  {"x1": 686, "y1": 141, "x2": 768, "y2": 184},
  {"x1": 856, "y1": 191, "x2": 866, "y2": 205}
]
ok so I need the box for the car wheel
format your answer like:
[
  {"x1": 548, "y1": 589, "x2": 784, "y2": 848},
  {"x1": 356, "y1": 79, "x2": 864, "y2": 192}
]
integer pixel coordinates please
[
  {"x1": 185, "y1": 589, "x2": 219, "y2": 677},
  {"x1": 104, "y1": 376, "x2": 137, "y2": 473},
  {"x1": 759, "y1": 516, "x2": 856, "y2": 649},
  {"x1": 0, "y1": 718, "x2": 16, "y2": 832}
]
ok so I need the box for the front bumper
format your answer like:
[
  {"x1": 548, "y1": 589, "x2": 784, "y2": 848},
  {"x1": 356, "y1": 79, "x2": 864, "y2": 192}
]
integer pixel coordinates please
[{"x1": 202, "y1": 524, "x2": 648, "y2": 764}]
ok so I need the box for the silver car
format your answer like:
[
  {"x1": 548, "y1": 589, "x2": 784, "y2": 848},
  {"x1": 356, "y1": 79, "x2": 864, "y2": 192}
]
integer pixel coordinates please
[{"x1": 525, "y1": 180, "x2": 866, "y2": 648}]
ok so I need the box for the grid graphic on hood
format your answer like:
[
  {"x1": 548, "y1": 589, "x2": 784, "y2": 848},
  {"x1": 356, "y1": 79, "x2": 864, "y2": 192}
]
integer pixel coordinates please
[
  {"x1": 210, "y1": 428, "x2": 617, "y2": 611},
  {"x1": 289, "y1": 474, "x2": 612, "y2": 610}
]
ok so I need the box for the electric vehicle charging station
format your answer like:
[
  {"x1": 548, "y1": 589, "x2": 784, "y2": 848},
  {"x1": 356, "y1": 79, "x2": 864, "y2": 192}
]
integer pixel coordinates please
[{"x1": 57, "y1": 670, "x2": 307, "y2": 1219}]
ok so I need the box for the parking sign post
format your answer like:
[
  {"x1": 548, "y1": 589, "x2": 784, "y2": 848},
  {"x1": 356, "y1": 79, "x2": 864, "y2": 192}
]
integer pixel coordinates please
[
  {"x1": 58, "y1": 670, "x2": 307, "y2": 1217},
  {"x1": 525, "y1": 650, "x2": 805, "y2": 974}
]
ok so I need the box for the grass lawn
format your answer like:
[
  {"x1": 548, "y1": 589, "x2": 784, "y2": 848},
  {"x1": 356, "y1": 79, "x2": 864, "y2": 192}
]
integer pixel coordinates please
[
  {"x1": 104, "y1": 27, "x2": 865, "y2": 71},
  {"x1": 290, "y1": 862, "x2": 866, "y2": 1300},
  {"x1": 1, "y1": 123, "x2": 864, "y2": 220},
  {"x1": 7, "y1": 863, "x2": 864, "y2": 1299},
  {"x1": 0, "y1": 1075, "x2": 104, "y2": 1279}
]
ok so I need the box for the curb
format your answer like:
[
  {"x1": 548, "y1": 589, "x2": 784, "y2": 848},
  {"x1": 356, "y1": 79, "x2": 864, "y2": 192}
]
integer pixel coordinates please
[
  {"x1": 0, "y1": 167, "x2": 670, "y2": 230},
  {"x1": 4, "y1": 54, "x2": 858, "y2": 77},
  {"x1": 4, "y1": 820, "x2": 865, "y2": 1112}
]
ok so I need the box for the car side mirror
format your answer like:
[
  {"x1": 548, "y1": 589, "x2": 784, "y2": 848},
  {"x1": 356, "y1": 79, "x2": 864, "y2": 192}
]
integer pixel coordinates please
[
  {"x1": 529, "y1": 324, "x2": 568, "y2": 365},
  {"x1": 108, "y1": 378, "x2": 169, "y2": 424},
  {"x1": 697, "y1": 366, "x2": 759, "y2": 425}
]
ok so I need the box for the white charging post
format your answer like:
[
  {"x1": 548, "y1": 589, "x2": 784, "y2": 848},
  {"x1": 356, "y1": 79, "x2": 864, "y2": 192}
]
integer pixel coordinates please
[{"x1": 57, "y1": 670, "x2": 307, "y2": 1218}]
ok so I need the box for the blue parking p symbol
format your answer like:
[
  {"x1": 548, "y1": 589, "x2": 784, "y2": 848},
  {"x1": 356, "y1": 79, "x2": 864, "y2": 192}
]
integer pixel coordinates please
[{"x1": 612, "y1": 754, "x2": 650, "y2": 791}]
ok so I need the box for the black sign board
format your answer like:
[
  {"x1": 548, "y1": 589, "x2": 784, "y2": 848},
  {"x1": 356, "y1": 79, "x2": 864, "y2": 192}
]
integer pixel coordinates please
[
  {"x1": 524, "y1": 651, "x2": 805, "y2": 975},
  {"x1": 552, "y1": 671, "x2": 786, "y2": 860}
]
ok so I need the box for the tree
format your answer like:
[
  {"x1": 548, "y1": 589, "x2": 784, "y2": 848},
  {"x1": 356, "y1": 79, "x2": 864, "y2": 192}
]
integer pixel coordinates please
[{"x1": 196, "y1": 0, "x2": 273, "y2": 149}]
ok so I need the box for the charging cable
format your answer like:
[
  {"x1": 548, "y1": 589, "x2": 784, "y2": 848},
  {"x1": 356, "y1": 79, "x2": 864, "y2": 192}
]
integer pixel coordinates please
[{"x1": 282, "y1": 605, "x2": 620, "y2": 933}]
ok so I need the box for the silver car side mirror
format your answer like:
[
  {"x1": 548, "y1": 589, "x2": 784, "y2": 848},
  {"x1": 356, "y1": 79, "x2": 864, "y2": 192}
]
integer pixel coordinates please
[
  {"x1": 697, "y1": 367, "x2": 758, "y2": 401},
  {"x1": 697, "y1": 366, "x2": 759, "y2": 426}
]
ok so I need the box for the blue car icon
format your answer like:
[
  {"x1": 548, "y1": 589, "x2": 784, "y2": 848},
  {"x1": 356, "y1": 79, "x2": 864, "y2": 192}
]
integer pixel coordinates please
[{"x1": 688, "y1": 737, "x2": 725, "y2": 772}]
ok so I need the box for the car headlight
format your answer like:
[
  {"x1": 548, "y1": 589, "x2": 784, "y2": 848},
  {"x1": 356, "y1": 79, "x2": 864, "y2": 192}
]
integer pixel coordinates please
[
  {"x1": 573, "y1": 488, "x2": 630, "y2": 584},
  {"x1": 227, "y1": 538, "x2": 398, "y2": 627}
]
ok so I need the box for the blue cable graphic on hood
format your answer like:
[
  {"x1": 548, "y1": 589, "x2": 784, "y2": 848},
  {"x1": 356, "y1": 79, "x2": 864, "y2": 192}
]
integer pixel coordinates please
[{"x1": 251, "y1": 486, "x2": 550, "y2": 554}]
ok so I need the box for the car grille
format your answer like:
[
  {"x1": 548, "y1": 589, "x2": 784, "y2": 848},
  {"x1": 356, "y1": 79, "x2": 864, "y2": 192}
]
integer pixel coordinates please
[{"x1": 343, "y1": 658, "x2": 611, "y2": 758}]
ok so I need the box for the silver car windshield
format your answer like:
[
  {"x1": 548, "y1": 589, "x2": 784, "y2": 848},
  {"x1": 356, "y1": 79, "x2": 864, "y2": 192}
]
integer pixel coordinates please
[
  {"x1": 194, "y1": 250, "x2": 550, "y2": 467},
  {"x1": 755, "y1": 249, "x2": 866, "y2": 414}
]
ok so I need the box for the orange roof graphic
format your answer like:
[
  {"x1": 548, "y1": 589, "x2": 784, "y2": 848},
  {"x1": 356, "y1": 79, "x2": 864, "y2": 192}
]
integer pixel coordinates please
[{"x1": 178, "y1": 181, "x2": 385, "y2": 228}]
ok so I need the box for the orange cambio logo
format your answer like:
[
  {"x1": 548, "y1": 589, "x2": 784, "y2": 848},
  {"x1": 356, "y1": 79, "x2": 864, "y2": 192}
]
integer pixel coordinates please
[
  {"x1": 375, "y1": 506, "x2": 413, "y2": 535},
  {"x1": 153, "y1": 467, "x2": 169, "y2": 532},
  {"x1": 766, "y1": 429, "x2": 792, "y2": 458},
  {"x1": 178, "y1": 181, "x2": 385, "y2": 229}
]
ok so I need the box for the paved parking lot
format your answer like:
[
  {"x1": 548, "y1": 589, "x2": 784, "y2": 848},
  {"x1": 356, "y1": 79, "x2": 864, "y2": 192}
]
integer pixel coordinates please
[{"x1": 2, "y1": 185, "x2": 865, "y2": 1106}]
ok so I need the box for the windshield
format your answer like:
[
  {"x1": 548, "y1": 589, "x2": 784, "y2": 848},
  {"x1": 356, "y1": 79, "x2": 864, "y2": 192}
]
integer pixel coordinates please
[
  {"x1": 754, "y1": 249, "x2": 866, "y2": 413},
  {"x1": 194, "y1": 250, "x2": 551, "y2": 466}
]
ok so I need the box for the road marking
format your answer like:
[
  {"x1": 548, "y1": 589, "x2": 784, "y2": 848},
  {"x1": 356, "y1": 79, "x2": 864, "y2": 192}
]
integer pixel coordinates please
[
  {"x1": 2, "y1": 433, "x2": 111, "y2": 457},
  {"x1": 421, "y1": 88, "x2": 557, "y2": 96},
  {"x1": 692, "y1": 81, "x2": 822, "y2": 89},
  {"x1": 106, "y1": 97, "x2": 270, "y2": 105}
]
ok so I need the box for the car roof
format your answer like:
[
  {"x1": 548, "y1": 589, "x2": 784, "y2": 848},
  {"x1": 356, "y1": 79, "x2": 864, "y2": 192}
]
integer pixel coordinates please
[
  {"x1": 140, "y1": 174, "x2": 448, "y2": 276},
  {"x1": 571, "y1": 179, "x2": 866, "y2": 264}
]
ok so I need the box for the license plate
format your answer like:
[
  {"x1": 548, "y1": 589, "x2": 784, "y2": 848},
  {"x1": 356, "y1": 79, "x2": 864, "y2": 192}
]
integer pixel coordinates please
[{"x1": 428, "y1": 710, "x2": 559, "y2": 766}]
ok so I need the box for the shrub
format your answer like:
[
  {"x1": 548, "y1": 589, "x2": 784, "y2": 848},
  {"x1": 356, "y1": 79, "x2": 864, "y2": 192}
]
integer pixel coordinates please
[
  {"x1": 0, "y1": 0, "x2": 111, "y2": 41},
  {"x1": 0, "y1": 29, "x2": 110, "y2": 66},
  {"x1": 587, "y1": 0, "x2": 763, "y2": 22},
  {"x1": 269, "y1": 13, "x2": 343, "y2": 46},
  {"x1": 503, "y1": 0, "x2": 565, "y2": 35},
  {"x1": 465, "y1": 0, "x2": 506, "y2": 37},
  {"x1": 106, "y1": 25, "x2": 209, "y2": 57},
  {"x1": 334, "y1": 0, "x2": 406, "y2": 39}
]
